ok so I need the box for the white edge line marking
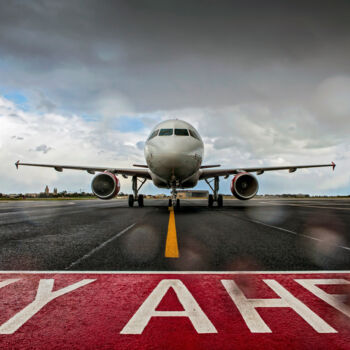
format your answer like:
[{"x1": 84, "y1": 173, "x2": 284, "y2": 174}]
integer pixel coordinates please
[
  {"x1": 0, "y1": 203, "x2": 127, "y2": 224},
  {"x1": 0, "y1": 271, "x2": 348, "y2": 274},
  {"x1": 247, "y1": 218, "x2": 350, "y2": 252},
  {"x1": 64, "y1": 223, "x2": 136, "y2": 270},
  {"x1": 218, "y1": 211, "x2": 350, "y2": 252},
  {"x1": 260, "y1": 202, "x2": 350, "y2": 211}
]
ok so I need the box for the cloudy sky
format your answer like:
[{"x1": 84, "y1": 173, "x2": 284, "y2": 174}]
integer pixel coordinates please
[{"x1": 0, "y1": 0, "x2": 349, "y2": 195}]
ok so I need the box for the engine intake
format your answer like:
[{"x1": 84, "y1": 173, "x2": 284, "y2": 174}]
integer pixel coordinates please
[
  {"x1": 91, "y1": 172, "x2": 120, "y2": 200},
  {"x1": 231, "y1": 172, "x2": 259, "y2": 200}
]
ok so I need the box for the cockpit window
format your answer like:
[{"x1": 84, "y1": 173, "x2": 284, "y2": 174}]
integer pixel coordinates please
[
  {"x1": 175, "y1": 128, "x2": 189, "y2": 136},
  {"x1": 159, "y1": 128, "x2": 173, "y2": 136},
  {"x1": 189, "y1": 129, "x2": 200, "y2": 140},
  {"x1": 148, "y1": 129, "x2": 159, "y2": 140}
]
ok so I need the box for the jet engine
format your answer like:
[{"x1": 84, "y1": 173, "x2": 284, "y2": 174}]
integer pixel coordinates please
[
  {"x1": 231, "y1": 172, "x2": 259, "y2": 200},
  {"x1": 91, "y1": 172, "x2": 120, "y2": 199}
]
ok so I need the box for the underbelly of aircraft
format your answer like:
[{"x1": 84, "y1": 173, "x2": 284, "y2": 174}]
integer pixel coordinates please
[
  {"x1": 150, "y1": 173, "x2": 199, "y2": 188},
  {"x1": 148, "y1": 153, "x2": 201, "y2": 188}
]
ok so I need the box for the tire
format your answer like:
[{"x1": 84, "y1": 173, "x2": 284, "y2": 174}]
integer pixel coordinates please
[
  {"x1": 208, "y1": 194, "x2": 214, "y2": 207},
  {"x1": 217, "y1": 194, "x2": 223, "y2": 207},
  {"x1": 176, "y1": 199, "x2": 180, "y2": 208},
  {"x1": 138, "y1": 194, "x2": 144, "y2": 207},
  {"x1": 168, "y1": 199, "x2": 172, "y2": 207},
  {"x1": 128, "y1": 194, "x2": 134, "y2": 207}
]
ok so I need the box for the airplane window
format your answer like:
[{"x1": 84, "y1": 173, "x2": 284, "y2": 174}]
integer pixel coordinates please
[
  {"x1": 159, "y1": 128, "x2": 173, "y2": 136},
  {"x1": 148, "y1": 129, "x2": 159, "y2": 140},
  {"x1": 189, "y1": 129, "x2": 200, "y2": 140},
  {"x1": 175, "y1": 129, "x2": 189, "y2": 136}
]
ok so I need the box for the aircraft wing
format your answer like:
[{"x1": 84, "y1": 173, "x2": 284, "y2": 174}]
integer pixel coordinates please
[
  {"x1": 15, "y1": 161, "x2": 152, "y2": 179},
  {"x1": 199, "y1": 162, "x2": 336, "y2": 179}
]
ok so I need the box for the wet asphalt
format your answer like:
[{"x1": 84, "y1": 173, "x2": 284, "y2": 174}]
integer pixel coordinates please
[{"x1": 0, "y1": 198, "x2": 349, "y2": 271}]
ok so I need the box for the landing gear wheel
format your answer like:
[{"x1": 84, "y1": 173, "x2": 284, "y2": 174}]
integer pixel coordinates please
[
  {"x1": 138, "y1": 194, "x2": 144, "y2": 207},
  {"x1": 208, "y1": 194, "x2": 214, "y2": 207},
  {"x1": 128, "y1": 194, "x2": 134, "y2": 207},
  {"x1": 168, "y1": 199, "x2": 172, "y2": 207},
  {"x1": 217, "y1": 194, "x2": 223, "y2": 208},
  {"x1": 176, "y1": 199, "x2": 180, "y2": 208}
]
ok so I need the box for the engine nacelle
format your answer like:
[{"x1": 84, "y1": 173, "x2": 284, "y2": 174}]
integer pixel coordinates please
[
  {"x1": 231, "y1": 172, "x2": 259, "y2": 200},
  {"x1": 91, "y1": 172, "x2": 120, "y2": 200}
]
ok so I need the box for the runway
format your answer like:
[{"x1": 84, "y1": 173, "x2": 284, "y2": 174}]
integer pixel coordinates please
[
  {"x1": 0, "y1": 198, "x2": 349, "y2": 271},
  {"x1": 1, "y1": 199, "x2": 350, "y2": 349}
]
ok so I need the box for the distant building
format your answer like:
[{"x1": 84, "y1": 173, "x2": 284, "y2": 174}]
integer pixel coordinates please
[
  {"x1": 25, "y1": 193, "x2": 38, "y2": 198},
  {"x1": 53, "y1": 188, "x2": 58, "y2": 195},
  {"x1": 45, "y1": 185, "x2": 49, "y2": 195},
  {"x1": 177, "y1": 190, "x2": 209, "y2": 199}
]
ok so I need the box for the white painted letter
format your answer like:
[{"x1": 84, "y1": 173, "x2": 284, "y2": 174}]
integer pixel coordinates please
[
  {"x1": 0, "y1": 279, "x2": 95, "y2": 334},
  {"x1": 0, "y1": 279, "x2": 20, "y2": 289},
  {"x1": 222, "y1": 279, "x2": 336, "y2": 333},
  {"x1": 121, "y1": 279, "x2": 217, "y2": 334},
  {"x1": 296, "y1": 279, "x2": 350, "y2": 318}
]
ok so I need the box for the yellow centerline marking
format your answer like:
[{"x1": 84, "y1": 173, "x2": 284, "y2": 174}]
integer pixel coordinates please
[{"x1": 165, "y1": 207, "x2": 179, "y2": 258}]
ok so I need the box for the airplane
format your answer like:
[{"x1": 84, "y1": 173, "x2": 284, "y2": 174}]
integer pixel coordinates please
[{"x1": 15, "y1": 119, "x2": 336, "y2": 208}]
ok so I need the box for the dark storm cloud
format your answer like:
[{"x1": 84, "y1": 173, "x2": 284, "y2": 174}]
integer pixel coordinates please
[{"x1": 1, "y1": 0, "x2": 350, "y2": 113}]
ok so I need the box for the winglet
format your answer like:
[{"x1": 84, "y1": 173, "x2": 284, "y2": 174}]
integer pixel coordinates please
[
  {"x1": 15, "y1": 160, "x2": 20, "y2": 169},
  {"x1": 331, "y1": 161, "x2": 336, "y2": 171}
]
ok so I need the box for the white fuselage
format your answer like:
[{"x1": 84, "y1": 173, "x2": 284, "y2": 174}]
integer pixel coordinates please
[{"x1": 144, "y1": 119, "x2": 204, "y2": 188}]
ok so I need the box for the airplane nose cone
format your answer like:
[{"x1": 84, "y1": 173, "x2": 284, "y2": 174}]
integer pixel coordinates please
[
  {"x1": 146, "y1": 139, "x2": 202, "y2": 181},
  {"x1": 154, "y1": 150, "x2": 191, "y2": 169}
]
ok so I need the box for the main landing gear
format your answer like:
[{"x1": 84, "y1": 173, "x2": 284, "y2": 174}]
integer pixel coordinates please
[
  {"x1": 128, "y1": 176, "x2": 146, "y2": 207},
  {"x1": 205, "y1": 176, "x2": 223, "y2": 208},
  {"x1": 128, "y1": 194, "x2": 144, "y2": 207}
]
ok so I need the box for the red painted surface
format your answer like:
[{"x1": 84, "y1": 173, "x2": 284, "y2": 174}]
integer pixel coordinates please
[{"x1": 0, "y1": 272, "x2": 349, "y2": 349}]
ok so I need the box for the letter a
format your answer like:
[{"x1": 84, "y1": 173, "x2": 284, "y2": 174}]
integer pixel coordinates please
[{"x1": 121, "y1": 279, "x2": 217, "y2": 334}]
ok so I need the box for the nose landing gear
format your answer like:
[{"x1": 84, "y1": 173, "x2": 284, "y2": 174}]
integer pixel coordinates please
[
  {"x1": 168, "y1": 188, "x2": 180, "y2": 208},
  {"x1": 205, "y1": 176, "x2": 224, "y2": 208}
]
